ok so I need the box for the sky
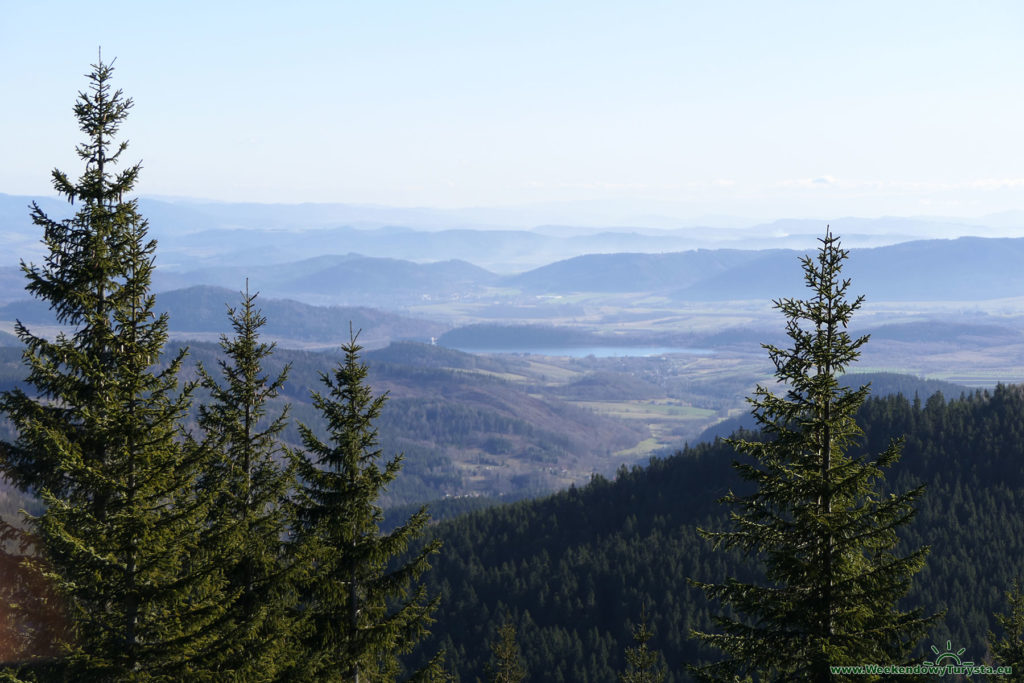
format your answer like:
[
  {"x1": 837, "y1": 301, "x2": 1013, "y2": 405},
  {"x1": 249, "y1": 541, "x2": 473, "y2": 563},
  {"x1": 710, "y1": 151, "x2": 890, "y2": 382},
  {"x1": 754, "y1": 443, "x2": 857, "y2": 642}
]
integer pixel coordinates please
[{"x1": 2, "y1": 1, "x2": 1023, "y2": 222}]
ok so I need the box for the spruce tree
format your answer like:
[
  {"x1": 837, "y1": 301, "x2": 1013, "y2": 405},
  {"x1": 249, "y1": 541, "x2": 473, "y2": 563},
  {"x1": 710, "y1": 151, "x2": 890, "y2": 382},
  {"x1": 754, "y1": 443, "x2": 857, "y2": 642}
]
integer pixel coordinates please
[
  {"x1": 0, "y1": 56, "x2": 223, "y2": 680},
  {"x1": 989, "y1": 579, "x2": 1024, "y2": 678},
  {"x1": 691, "y1": 231, "x2": 936, "y2": 682},
  {"x1": 291, "y1": 330, "x2": 442, "y2": 682},
  {"x1": 487, "y1": 621, "x2": 526, "y2": 683},
  {"x1": 619, "y1": 607, "x2": 665, "y2": 683},
  {"x1": 195, "y1": 284, "x2": 297, "y2": 680}
]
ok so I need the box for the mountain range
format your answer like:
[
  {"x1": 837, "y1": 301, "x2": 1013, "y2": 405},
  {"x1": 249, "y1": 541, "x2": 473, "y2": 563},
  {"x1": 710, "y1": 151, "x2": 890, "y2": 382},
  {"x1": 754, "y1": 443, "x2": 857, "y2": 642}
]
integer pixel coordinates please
[
  {"x1": 6, "y1": 235, "x2": 1023, "y2": 308},
  {"x1": 4, "y1": 193, "x2": 1023, "y2": 273}
]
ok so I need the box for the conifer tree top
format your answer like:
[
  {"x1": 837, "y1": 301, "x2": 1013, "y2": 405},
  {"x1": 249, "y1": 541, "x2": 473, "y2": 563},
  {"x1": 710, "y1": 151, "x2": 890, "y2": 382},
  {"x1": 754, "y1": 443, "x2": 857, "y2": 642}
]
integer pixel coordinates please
[
  {"x1": 691, "y1": 229, "x2": 936, "y2": 682},
  {"x1": 57, "y1": 53, "x2": 139, "y2": 206},
  {"x1": 1, "y1": 56, "x2": 226, "y2": 679}
]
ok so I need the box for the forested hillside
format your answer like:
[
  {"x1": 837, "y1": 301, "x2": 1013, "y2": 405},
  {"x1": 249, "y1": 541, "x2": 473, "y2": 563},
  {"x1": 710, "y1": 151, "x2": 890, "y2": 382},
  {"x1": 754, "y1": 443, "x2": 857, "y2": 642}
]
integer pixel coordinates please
[
  {"x1": 417, "y1": 385, "x2": 1024, "y2": 681},
  {"x1": 0, "y1": 340, "x2": 970, "y2": 511},
  {"x1": 0, "y1": 284, "x2": 446, "y2": 347},
  {"x1": 0, "y1": 340, "x2": 649, "y2": 507}
]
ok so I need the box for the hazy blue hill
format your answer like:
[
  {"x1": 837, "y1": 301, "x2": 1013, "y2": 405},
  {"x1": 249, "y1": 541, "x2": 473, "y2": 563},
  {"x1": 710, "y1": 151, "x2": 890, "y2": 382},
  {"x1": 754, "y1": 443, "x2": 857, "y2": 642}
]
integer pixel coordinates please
[
  {"x1": 843, "y1": 371, "x2": 973, "y2": 399},
  {"x1": 0, "y1": 194, "x2": 72, "y2": 228},
  {"x1": 0, "y1": 331, "x2": 19, "y2": 347},
  {"x1": 669, "y1": 249, "x2": 805, "y2": 300},
  {"x1": 0, "y1": 267, "x2": 27, "y2": 303},
  {"x1": 504, "y1": 250, "x2": 772, "y2": 293},
  {"x1": 671, "y1": 237, "x2": 1024, "y2": 302},
  {"x1": 0, "y1": 299, "x2": 50, "y2": 324},
  {"x1": 153, "y1": 223, "x2": 556, "y2": 271},
  {"x1": 865, "y1": 320, "x2": 1021, "y2": 344},
  {"x1": 436, "y1": 316, "x2": 1024, "y2": 354},
  {"x1": 489, "y1": 236, "x2": 1024, "y2": 302},
  {"x1": 154, "y1": 253, "x2": 366, "y2": 289},
  {"x1": 280, "y1": 255, "x2": 497, "y2": 297},
  {"x1": 153, "y1": 254, "x2": 498, "y2": 306},
  {"x1": 842, "y1": 237, "x2": 1024, "y2": 301},
  {"x1": 559, "y1": 230, "x2": 768, "y2": 257}
]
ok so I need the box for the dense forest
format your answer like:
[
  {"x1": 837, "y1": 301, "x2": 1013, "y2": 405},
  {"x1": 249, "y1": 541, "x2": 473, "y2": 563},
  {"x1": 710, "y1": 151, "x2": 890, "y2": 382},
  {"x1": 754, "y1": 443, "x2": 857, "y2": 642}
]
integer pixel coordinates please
[{"x1": 412, "y1": 385, "x2": 1024, "y2": 680}]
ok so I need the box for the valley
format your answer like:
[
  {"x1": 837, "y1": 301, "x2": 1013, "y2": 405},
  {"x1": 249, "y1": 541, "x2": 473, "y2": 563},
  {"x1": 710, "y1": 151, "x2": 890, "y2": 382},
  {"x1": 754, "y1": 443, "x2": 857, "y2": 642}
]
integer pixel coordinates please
[{"x1": 5, "y1": 203, "x2": 1024, "y2": 506}]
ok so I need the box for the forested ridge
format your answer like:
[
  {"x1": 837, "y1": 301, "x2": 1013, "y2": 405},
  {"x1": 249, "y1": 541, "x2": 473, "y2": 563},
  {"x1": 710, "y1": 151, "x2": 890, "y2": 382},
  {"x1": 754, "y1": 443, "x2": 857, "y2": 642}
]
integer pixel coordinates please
[
  {"x1": 0, "y1": 338, "x2": 648, "y2": 508},
  {"x1": 415, "y1": 385, "x2": 1024, "y2": 680}
]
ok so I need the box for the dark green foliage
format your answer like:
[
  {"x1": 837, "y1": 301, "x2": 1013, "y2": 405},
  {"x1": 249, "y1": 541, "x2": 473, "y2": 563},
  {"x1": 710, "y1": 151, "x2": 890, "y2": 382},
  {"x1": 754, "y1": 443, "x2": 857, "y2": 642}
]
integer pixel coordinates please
[
  {"x1": 620, "y1": 606, "x2": 666, "y2": 683},
  {"x1": 486, "y1": 621, "x2": 526, "y2": 683},
  {"x1": 0, "y1": 57, "x2": 223, "y2": 679},
  {"x1": 195, "y1": 285, "x2": 297, "y2": 679},
  {"x1": 292, "y1": 332, "x2": 442, "y2": 681},
  {"x1": 692, "y1": 232, "x2": 935, "y2": 680},
  {"x1": 414, "y1": 385, "x2": 1024, "y2": 680},
  {"x1": 989, "y1": 579, "x2": 1024, "y2": 678},
  {"x1": 415, "y1": 457, "x2": 728, "y2": 682}
]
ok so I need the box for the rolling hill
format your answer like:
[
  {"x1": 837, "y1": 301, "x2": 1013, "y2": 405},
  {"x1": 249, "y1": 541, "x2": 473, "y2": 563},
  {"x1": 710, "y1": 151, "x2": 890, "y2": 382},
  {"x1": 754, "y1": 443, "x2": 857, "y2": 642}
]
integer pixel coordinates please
[
  {"x1": 151, "y1": 255, "x2": 499, "y2": 307},
  {"x1": 0, "y1": 285, "x2": 447, "y2": 348}
]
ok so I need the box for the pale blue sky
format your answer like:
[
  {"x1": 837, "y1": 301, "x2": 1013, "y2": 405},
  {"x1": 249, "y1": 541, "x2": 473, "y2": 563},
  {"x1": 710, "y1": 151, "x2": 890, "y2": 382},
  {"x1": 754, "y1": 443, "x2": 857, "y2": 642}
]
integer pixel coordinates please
[{"x1": 2, "y1": 1, "x2": 1023, "y2": 220}]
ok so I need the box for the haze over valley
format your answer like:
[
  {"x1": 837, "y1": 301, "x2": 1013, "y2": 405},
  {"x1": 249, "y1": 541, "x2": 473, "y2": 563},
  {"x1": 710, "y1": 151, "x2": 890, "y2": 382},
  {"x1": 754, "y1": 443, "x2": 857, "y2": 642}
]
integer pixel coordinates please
[{"x1": 4, "y1": 194, "x2": 1024, "y2": 504}]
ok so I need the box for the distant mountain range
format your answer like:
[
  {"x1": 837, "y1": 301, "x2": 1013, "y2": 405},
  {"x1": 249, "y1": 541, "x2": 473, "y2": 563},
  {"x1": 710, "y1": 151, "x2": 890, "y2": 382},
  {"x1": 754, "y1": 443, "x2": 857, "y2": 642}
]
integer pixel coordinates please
[
  {"x1": 149, "y1": 255, "x2": 499, "y2": 307},
  {"x1": 158, "y1": 236, "x2": 1024, "y2": 305},
  {"x1": 4, "y1": 193, "x2": 1022, "y2": 272},
  {"x1": 503, "y1": 237, "x2": 1024, "y2": 302},
  {"x1": 6, "y1": 234, "x2": 1024, "y2": 316}
]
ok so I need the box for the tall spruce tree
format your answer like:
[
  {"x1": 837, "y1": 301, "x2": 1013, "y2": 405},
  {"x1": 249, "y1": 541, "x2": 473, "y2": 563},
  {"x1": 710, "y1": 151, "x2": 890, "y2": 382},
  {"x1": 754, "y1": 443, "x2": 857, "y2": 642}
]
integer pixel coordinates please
[
  {"x1": 486, "y1": 621, "x2": 526, "y2": 683},
  {"x1": 195, "y1": 284, "x2": 296, "y2": 680},
  {"x1": 691, "y1": 231, "x2": 936, "y2": 681},
  {"x1": 291, "y1": 330, "x2": 442, "y2": 682},
  {"x1": 0, "y1": 57, "x2": 223, "y2": 680},
  {"x1": 989, "y1": 579, "x2": 1024, "y2": 677},
  {"x1": 619, "y1": 606, "x2": 665, "y2": 683}
]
